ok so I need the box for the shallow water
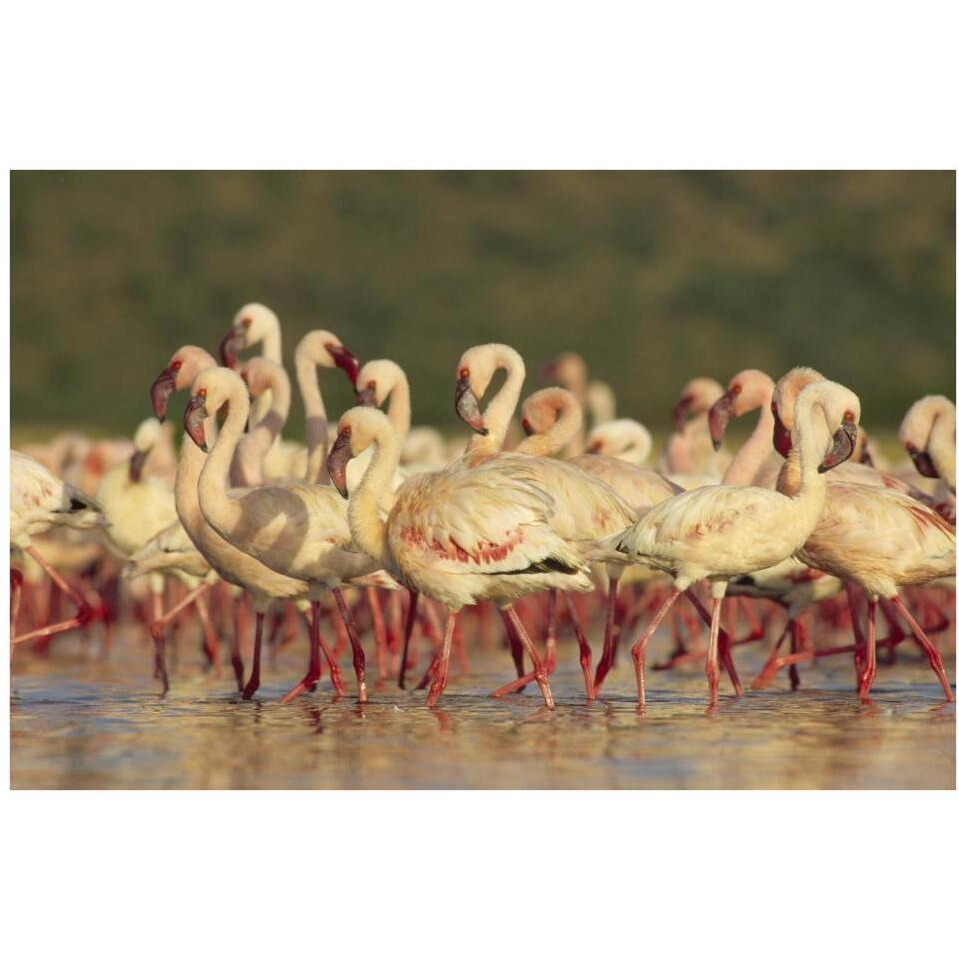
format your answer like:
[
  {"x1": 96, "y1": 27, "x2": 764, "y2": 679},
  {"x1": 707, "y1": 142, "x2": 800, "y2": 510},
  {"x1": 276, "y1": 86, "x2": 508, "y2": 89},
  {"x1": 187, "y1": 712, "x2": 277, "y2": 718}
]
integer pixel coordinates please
[{"x1": 10, "y1": 629, "x2": 956, "y2": 789}]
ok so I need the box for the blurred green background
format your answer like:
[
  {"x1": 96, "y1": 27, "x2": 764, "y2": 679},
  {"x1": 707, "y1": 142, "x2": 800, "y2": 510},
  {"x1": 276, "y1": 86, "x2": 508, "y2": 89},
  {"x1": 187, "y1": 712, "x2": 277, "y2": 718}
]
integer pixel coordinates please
[{"x1": 11, "y1": 171, "x2": 955, "y2": 444}]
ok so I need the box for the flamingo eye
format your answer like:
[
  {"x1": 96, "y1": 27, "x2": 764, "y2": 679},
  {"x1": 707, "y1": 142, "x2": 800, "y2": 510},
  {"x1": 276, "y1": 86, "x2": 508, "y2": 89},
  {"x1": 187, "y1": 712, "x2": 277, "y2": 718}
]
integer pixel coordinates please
[
  {"x1": 732, "y1": 383, "x2": 742, "y2": 395},
  {"x1": 241, "y1": 317, "x2": 252, "y2": 328},
  {"x1": 459, "y1": 367, "x2": 469, "y2": 379},
  {"x1": 171, "y1": 360, "x2": 182, "y2": 371},
  {"x1": 843, "y1": 410, "x2": 855, "y2": 423},
  {"x1": 341, "y1": 426, "x2": 352, "y2": 437},
  {"x1": 198, "y1": 388, "x2": 207, "y2": 398}
]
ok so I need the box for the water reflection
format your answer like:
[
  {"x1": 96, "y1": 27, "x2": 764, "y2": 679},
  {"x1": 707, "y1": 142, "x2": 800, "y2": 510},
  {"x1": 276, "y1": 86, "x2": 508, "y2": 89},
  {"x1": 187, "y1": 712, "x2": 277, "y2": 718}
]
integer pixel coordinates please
[{"x1": 9, "y1": 632, "x2": 956, "y2": 789}]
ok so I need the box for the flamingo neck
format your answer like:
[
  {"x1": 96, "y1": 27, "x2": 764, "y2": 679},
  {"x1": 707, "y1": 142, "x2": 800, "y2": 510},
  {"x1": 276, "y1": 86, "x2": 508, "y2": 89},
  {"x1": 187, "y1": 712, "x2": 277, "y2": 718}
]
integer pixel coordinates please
[
  {"x1": 383, "y1": 371, "x2": 412, "y2": 440},
  {"x1": 515, "y1": 399, "x2": 582, "y2": 458},
  {"x1": 232, "y1": 369, "x2": 291, "y2": 486},
  {"x1": 465, "y1": 348, "x2": 525, "y2": 464},
  {"x1": 929, "y1": 408, "x2": 956, "y2": 491},
  {"x1": 787, "y1": 388, "x2": 831, "y2": 530},
  {"x1": 296, "y1": 351, "x2": 331, "y2": 485},
  {"x1": 722, "y1": 395, "x2": 776, "y2": 486},
  {"x1": 348, "y1": 428, "x2": 400, "y2": 566},
  {"x1": 198, "y1": 386, "x2": 249, "y2": 538},
  {"x1": 175, "y1": 414, "x2": 218, "y2": 540}
]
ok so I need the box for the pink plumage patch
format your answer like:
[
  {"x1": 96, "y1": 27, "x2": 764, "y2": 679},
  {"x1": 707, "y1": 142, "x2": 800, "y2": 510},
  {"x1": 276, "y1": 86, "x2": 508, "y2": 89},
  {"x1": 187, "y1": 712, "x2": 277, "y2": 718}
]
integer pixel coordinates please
[{"x1": 400, "y1": 525, "x2": 523, "y2": 565}]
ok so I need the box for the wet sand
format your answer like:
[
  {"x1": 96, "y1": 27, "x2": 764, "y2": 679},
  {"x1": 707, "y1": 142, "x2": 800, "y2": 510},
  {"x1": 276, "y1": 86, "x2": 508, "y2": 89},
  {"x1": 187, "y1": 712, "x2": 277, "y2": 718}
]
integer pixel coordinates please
[{"x1": 10, "y1": 630, "x2": 956, "y2": 789}]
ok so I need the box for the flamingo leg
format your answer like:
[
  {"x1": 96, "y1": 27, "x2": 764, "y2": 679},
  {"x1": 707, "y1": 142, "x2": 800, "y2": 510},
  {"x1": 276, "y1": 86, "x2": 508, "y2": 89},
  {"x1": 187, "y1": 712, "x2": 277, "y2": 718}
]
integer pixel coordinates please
[
  {"x1": 398, "y1": 590, "x2": 419, "y2": 690},
  {"x1": 10, "y1": 568, "x2": 23, "y2": 650},
  {"x1": 888, "y1": 596, "x2": 954, "y2": 702},
  {"x1": 333, "y1": 587, "x2": 367, "y2": 703},
  {"x1": 857, "y1": 596, "x2": 878, "y2": 699},
  {"x1": 149, "y1": 581, "x2": 211, "y2": 693},
  {"x1": 230, "y1": 594, "x2": 247, "y2": 692},
  {"x1": 281, "y1": 601, "x2": 345, "y2": 704},
  {"x1": 366, "y1": 587, "x2": 389, "y2": 682},
  {"x1": 11, "y1": 546, "x2": 94, "y2": 645},
  {"x1": 500, "y1": 606, "x2": 554, "y2": 708},
  {"x1": 241, "y1": 611, "x2": 266, "y2": 700},
  {"x1": 195, "y1": 591, "x2": 221, "y2": 675},
  {"x1": 752, "y1": 619, "x2": 794, "y2": 689},
  {"x1": 845, "y1": 584, "x2": 867, "y2": 683},
  {"x1": 683, "y1": 588, "x2": 743, "y2": 696},
  {"x1": 631, "y1": 588, "x2": 681, "y2": 713},
  {"x1": 543, "y1": 590, "x2": 559, "y2": 674},
  {"x1": 592, "y1": 575, "x2": 621, "y2": 692},
  {"x1": 426, "y1": 611, "x2": 457, "y2": 707},
  {"x1": 705, "y1": 596, "x2": 725, "y2": 707}
]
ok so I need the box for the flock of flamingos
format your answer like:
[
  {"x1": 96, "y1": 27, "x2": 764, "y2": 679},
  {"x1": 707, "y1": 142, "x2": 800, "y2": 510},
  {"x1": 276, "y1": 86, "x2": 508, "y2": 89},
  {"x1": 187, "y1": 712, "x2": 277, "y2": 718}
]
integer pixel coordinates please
[{"x1": 10, "y1": 303, "x2": 957, "y2": 712}]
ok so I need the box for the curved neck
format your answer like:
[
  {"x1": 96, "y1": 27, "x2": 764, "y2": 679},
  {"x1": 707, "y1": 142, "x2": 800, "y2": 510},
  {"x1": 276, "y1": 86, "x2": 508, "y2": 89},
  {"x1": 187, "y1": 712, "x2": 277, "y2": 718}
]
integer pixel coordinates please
[
  {"x1": 515, "y1": 402, "x2": 582, "y2": 458},
  {"x1": 233, "y1": 371, "x2": 291, "y2": 486},
  {"x1": 929, "y1": 410, "x2": 956, "y2": 491},
  {"x1": 260, "y1": 325, "x2": 282, "y2": 365},
  {"x1": 383, "y1": 373, "x2": 412, "y2": 439},
  {"x1": 788, "y1": 392, "x2": 830, "y2": 518},
  {"x1": 175, "y1": 414, "x2": 217, "y2": 536},
  {"x1": 297, "y1": 351, "x2": 331, "y2": 484},
  {"x1": 465, "y1": 350, "x2": 525, "y2": 464},
  {"x1": 722, "y1": 398, "x2": 776, "y2": 486},
  {"x1": 198, "y1": 391, "x2": 248, "y2": 536},
  {"x1": 348, "y1": 428, "x2": 401, "y2": 565}
]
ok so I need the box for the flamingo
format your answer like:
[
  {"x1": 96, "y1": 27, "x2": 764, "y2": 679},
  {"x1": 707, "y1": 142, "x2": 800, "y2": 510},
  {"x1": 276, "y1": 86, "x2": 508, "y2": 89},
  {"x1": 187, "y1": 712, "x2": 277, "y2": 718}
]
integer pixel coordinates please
[
  {"x1": 769, "y1": 410, "x2": 955, "y2": 701},
  {"x1": 150, "y1": 346, "x2": 344, "y2": 699},
  {"x1": 584, "y1": 418, "x2": 653, "y2": 466},
  {"x1": 660, "y1": 376, "x2": 731, "y2": 483},
  {"x1": 454, "y1": 348, "x2": 640, "y2": 699},
  {"x1": 610, "y1": 380, "x2": 862, "y2": 710},
  {"x1": 327, "y1": 406, "x2": 631, "y2": 708},
  {"x1": 539, "y1": 351, "x2": 618, "y2": 450},
  {"x1": 899, "y1": 394, "x2": 955, "y2": 501},
  {"x1": 10, "y1": 451, "x2": 107, "y2": 646},
  {"x1": 184, "y1": 366, "x2": 386, "y2": 703}
]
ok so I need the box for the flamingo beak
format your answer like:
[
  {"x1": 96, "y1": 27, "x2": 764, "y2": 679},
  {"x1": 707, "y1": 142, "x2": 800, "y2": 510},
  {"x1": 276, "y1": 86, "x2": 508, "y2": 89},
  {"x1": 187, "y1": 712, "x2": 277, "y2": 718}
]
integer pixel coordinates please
[
  {"x1": 672, "y1": 394, "x2": 694, "y2": 432},
  {"x1": 128, "y1": 449, "x2": 148, "y2": 483},
  {"x1": 219, "y1": 327, "x2": 246, "y2": 369},
  {"x1": 355, "y1": 384, "x2": 377, "y2": 407},
  {"x1": 708, "y1": 392, "x2": 735, "y2": 451},
  {"x1": 906, "y1": 443, "x2": 939, "y2": 479},
  {"x1": 327, "y1": 344, "x2": 361, "y2": 387},
  {"x1": 521, "y1": 417, "x2": 534, "y2": 437},
  {"x1": 183, "y1": 394, "x2": 209, "y2": 452},
  {"x1": 326, "y1": 429, "x2": 353, "y2": 498},
  {"x1": 819, "y1": 419, "x2": 857, "y2": 473},
  {"x1": 150, "y1": 367, "x2": 177, "y2": 422},
  {"x1": 773, "y1": 405, "x2": 793, "y2": 457},
  {"x1": 455, "y1": 375, "x2": 488, "y2": 435}
]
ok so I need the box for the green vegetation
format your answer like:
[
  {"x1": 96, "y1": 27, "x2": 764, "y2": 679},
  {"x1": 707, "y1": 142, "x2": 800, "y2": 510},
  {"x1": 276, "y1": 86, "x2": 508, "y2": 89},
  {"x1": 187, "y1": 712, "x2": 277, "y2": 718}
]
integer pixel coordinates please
[{"x1": 11, "y1": 171, "x2": 955, "y2": 443}]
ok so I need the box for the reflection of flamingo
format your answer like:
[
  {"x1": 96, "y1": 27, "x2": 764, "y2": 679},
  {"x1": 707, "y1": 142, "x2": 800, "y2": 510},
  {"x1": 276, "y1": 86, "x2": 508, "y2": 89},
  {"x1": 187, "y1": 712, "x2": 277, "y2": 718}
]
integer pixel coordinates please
[
  {"x1": 611, "y1": 381, "x2": 862, "y2": 710},
  {"x1": 185, "y1": 367, "x2": 384, "y2": 702},
  {"x1": 10, "y1": 451, "x2": 107, "y2": 646}
]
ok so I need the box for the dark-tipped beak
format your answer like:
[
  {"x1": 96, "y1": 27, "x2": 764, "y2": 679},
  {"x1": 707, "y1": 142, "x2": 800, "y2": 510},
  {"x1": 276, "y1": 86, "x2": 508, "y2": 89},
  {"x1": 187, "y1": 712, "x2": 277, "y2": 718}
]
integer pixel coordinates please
[
  {"x1": 672, "y1": 395, "x2": 694, "y2": 432},
  {"x1": 355, "y1": 384, "x2": 377, "y2": 407},
  {"x1": 908, "y1": 445, "x2": 939, "y2": 479},
  {"x1": 328, "y1": 344, "x2": 361, "y2": 387},
  {"x1": 773, "y1": 406, "x2": 793, "y2": 457},
  {"x1": 708, "y1": 392, "x2": 735, "y2": 451},
  {"x1": 219, "y1": 327, "x2": 246, "y2": 369},
  {"x1": 819, "y1": 420, "x2": 857, "y2": 473},
  {"x1": 455, "y1": 375, "x2": 488, "y2": 435},
  {"x1": 326, "y1": 430, "x2": 353, "y2": 498},
  {"x1": 183, "y1": 394, "x2": 209, "y2": 452},
  {"x1": 128, "y1": 449, "x2": 148, "y2": 483},
  {"x1": 150, "y1": 367, "x2": 177, "y2": 422}
]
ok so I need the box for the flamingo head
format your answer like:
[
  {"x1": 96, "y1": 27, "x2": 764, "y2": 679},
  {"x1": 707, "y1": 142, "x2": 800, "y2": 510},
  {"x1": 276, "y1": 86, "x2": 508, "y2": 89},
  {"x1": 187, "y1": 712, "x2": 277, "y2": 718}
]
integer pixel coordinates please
[
  {"x1": 150, "y1": 345, "x2": 216, "y2": 421},
  {"x1": 355, "y1": 359, "x2": 404, "y2": 408},
  {"x1": 327, "y1": 407, "x2": 393, "y2": 498}
]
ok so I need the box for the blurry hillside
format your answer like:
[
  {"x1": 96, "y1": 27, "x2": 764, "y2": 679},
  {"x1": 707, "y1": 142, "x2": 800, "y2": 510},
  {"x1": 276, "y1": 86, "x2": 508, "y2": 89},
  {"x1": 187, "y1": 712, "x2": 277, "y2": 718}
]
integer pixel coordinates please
[{"x1": 10, "y1": 171, "x2": 955, "y2": 441}]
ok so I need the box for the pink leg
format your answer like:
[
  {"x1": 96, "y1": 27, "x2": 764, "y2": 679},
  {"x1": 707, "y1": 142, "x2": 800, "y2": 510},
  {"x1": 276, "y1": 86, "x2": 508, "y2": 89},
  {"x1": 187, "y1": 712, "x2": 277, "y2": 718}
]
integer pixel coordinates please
[
  {"x1": 705, "y1": 596, "x2": 725, "y2": 707},
  {"x1": 683, "y1": 589, "x2": 743, "y2": 696},
  {"x1": 889, "y1": 596, "x2": 954, "y2": 702},
  {"x1": 230, "y1": 594, "x2": 247, "y2": 692},
  {"x1": 398, "y1": 590, "x2": 419, "y2": 690},
  {"x1": 281, "y1": 601, "x2": 345, "y2": 704},
  {"x1": 333, "y1": 587, "x2": 367, "y2": 703},
  {"x1": 631, "y1": 589, "x2": 681, "y2": 713},
  {"x1": 858, "y1": 596, "x2": 878, "y2": 699},
  {"x1": 845, "y1": 584, "x2": 867, "y2": 683},
  {"x1": 499, "y1": 606, "x2": 555, "y2": 708},
  {"x1": 366, "y1": 587, "x2": 389, "y2": 682},
  {"x1": 195, "y1": 591, "x2": 221, "y2": 675},
  {"x1": 148, "y1": 581, "x2": 210, "y2": 693},
  {"x1": 241, "y1": 611, "x2": 266, "y2": 700},
  {"x1": 426, "y1": 611, "x2": 457, "y2": 707},
  {"x1": 543, "y1": 590, "x2": 559, "y2": 674},
  {"x1": 592, "y1": 576, "x2": 621, "y2": 691},
  {"x1": 11, "y1": 546, "x2": 94, "y2": 645}
]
